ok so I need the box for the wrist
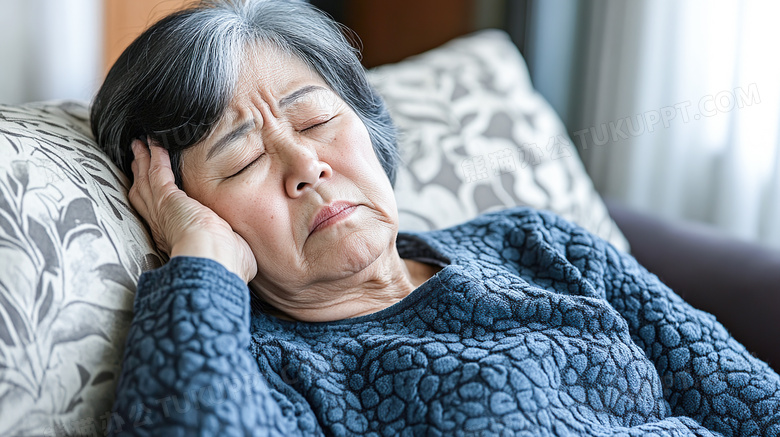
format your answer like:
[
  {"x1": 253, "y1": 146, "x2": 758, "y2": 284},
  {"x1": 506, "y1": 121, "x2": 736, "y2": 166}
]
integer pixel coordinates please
[{"x1": 170, "y1": 236, "x2": 244, "y2": 281}]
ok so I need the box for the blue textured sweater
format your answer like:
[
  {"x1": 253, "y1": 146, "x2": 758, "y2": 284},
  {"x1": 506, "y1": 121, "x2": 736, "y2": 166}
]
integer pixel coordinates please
[{"x1": 110, "y1": 208, "x2": 780, "y2": 436}]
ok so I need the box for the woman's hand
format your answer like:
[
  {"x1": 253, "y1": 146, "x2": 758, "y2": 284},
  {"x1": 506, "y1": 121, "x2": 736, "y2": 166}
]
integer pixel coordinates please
[{"x1": 129, "y1": 139, "x2": 257, "y2": 283}]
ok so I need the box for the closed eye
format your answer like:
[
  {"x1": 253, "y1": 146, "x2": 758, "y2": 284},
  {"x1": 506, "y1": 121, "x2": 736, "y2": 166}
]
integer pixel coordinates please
[
  {"x1": 301, "y1": 117, "x2": 334, "y2": 133},
  {"x1": 229, "y1": 154, "x2": 263, "y2": 178}
]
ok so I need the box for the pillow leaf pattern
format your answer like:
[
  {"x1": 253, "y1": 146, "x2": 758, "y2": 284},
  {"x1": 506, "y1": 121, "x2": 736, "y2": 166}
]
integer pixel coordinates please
[{"x1": 0, "y1": 102, "x2": 160, "y2": 437}]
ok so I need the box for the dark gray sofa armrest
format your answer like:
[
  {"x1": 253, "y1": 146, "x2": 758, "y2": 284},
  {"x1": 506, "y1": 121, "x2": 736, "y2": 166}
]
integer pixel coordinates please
[{"x1": 606, "y1": 199, "x2": 780, "y2": 371}]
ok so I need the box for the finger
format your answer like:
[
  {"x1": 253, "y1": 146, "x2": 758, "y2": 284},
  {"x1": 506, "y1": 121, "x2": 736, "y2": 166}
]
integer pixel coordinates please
[
  {"x1": 128, "y1": 140, "x2": 150, "y2": 217},
  {"x1": 130, "y1": 139, "x2": 151, "y2": 181},
  {"x1": 147, "y1": 143, "x2": 177, "y2": 190},
  {"x1": 129, "y1": 139, "x2": 152, "y2": 207}
]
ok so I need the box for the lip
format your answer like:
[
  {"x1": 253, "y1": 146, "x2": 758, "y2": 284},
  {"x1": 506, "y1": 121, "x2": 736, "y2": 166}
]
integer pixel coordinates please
[{"x1": 309, "y1": 201, "x2": 358, "y2": 234}]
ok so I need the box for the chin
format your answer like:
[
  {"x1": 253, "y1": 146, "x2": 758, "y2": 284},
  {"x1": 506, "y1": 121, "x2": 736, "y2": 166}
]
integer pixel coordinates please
[{"x1": 323, "y1": 222, "x2": 396, "y2": 277}]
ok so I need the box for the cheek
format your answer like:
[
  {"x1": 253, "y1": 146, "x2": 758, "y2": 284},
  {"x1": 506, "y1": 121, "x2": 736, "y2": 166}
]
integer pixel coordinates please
[
  {"x1": 336, "y1": 119, "x2": 389, "y2": 181},
  {"x1": 335, "y1": 121, "x2": 399, "y2": 223},
  {"x1": 206, "y1": 184, "x2": 290, "y2": 248}
]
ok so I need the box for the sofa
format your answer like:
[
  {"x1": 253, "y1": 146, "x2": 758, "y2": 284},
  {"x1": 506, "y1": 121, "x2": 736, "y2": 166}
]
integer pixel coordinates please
[{"x1": 0, "y1": 29, "x2": 776, "y2": 436}]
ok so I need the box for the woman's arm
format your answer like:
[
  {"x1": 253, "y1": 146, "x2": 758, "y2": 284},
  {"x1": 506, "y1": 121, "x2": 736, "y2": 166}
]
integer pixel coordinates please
[
  {"x1": 585, "y1": 222, "x2": 780, "y2": 435},
  {"x1": 106, "y1": 141, "x2": 301, "y2": 434},
  {"x1": 510, "y1": 208, "x2": 780, "y2": 434},
  {"x1": 109, "y1": 256, "x2": 298, "y2": 435}
]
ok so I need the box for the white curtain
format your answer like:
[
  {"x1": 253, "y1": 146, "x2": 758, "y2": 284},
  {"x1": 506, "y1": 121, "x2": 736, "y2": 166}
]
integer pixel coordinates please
[
  {"x1": 0, "y1": 0, "x2": 103, "y2": 104},
  {"x1": 541, "y1": 0, "x2": 780, "y2": 248}
]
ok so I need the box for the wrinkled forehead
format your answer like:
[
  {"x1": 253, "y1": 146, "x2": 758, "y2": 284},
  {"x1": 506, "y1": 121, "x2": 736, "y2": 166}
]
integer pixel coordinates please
[
  {"x1": 237, "y1": 43, "x2": 322, "y2": 92},
  {"x1": 221, "y1": 43, "x2": 336, "y2": 114}
]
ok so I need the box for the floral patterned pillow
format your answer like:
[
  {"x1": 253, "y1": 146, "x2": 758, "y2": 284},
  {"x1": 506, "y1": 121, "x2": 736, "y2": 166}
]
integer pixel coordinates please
[
  {"x1": 368, "y1": 30, "x2": 630, "y2": 251},
  {"x1": 0, "y1": 101, "x2": 161, "y2": 436}
]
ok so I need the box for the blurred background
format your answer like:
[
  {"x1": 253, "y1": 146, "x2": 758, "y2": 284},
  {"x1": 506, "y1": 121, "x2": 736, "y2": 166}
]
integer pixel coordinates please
[{"x1": 1, "y1": 0, "x2": 779, "y2": 251}]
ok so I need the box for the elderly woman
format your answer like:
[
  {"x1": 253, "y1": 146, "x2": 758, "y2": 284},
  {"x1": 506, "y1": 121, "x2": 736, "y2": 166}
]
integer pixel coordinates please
[{"x1": 91, "y1": 1, "x2": 780, "y2": 436}]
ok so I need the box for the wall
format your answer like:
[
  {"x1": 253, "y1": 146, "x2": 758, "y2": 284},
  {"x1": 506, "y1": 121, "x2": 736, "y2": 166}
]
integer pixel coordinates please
[{"x1": 103, "y1": 0, "x2": 189, "y2": 74}]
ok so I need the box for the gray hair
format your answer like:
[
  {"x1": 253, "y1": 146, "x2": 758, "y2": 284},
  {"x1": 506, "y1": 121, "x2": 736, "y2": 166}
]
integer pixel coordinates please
[{"x1": 90, "y1": 0, "x2": 398, "y2": 187}]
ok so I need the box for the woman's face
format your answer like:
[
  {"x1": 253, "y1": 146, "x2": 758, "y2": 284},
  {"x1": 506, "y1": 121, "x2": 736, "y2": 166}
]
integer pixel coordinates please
[{"x1": 180, "y1": 46, "x2": 399, "y2": 304}]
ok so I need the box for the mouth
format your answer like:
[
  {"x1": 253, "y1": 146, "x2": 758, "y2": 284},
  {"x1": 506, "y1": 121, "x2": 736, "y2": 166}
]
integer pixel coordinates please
[{"x1": 309, "y1": 201, "x2": 358, "y2": 234}]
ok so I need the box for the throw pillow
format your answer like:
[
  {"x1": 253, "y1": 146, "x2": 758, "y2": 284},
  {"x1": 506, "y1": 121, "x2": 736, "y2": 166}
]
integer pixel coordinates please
[
  {"x1": 0, "y1": 101, "x2": 161, "y2": 436},
  {"x1": 368, "y1": 29, "x2": 630, "y2": 252}
]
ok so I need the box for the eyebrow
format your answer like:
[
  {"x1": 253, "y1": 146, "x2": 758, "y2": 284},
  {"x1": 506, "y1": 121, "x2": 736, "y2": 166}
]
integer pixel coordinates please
[
  {"x1": 278, "y1": 85, "x2": 327, "y2": 109},
  {"x1": 206, "y1": 85, "x2": 328, "y2": 160},
  {"x1": 206, "y1": 120, "x2": 254, "y2": 160}
]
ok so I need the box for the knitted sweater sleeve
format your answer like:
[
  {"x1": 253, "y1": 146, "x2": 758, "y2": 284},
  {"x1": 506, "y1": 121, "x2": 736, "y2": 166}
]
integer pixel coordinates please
[
  {"x1": 108, "y1": 256, "x2": 298, "y2": 436},
  {"x1": 601, "y1": 242, "x2": 780, "y2": 435},
  {"x1": 534, "y1": 211, "x2": 780, "y2": 436}
]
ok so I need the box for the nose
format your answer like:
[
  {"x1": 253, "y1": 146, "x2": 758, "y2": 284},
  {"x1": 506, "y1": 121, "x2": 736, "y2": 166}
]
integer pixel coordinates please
[{"x1": 283, "y1": 143, "x2": 332, "y2": 198}]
